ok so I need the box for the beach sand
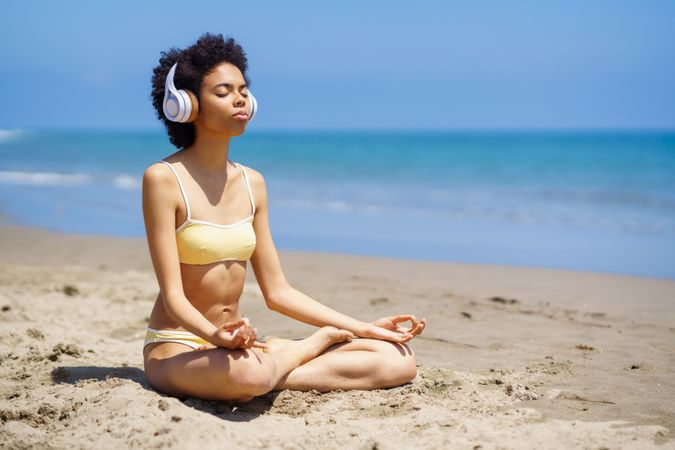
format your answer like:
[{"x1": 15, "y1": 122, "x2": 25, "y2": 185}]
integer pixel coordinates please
[{"x1": 0, "y1": 224, "x2": 673, "y2": 449}]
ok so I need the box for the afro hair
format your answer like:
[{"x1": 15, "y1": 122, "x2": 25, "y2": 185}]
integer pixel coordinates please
[{"x1": 150, "y1": 33, "x2": 250, "y2": 149}]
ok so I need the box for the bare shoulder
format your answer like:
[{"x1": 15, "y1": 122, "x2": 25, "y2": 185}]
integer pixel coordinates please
[
  {"x1": 143, "y1": 161, "x2": 174, "y2": 187},
  {"x1": 141, "y1": 162, "x2": 180, "y2": 212},
  {"x1": 241, "y1": 165, "x2": 267, "y2": 193},
  {"x1": 240, "y1": 165, "x2": 269, "y2": 214}
]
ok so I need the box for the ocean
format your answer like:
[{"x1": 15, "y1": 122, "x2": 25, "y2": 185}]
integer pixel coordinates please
[{"x1": 1, "y1": 128, "x2": 674, "y2": 279}]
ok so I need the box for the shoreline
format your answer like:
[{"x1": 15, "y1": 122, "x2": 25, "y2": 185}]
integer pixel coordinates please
[
  {"x1": 1, "y1": 224, "x2": 673, "y2": 448},
  {"x1": 1, "y1": 223, "x2": 672, "y2": 282}
]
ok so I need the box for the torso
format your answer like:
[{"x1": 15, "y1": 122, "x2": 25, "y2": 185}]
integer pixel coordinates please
[
  {"x1": 147, "y1": 260, "x2": 246, "y2": 330},
  {"x1": 143, "y1": 155, "x2": 254, "y2": 367}
]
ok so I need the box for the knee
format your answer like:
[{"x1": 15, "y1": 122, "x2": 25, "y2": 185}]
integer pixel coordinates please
[
  {"x1": 231, "y1": 352, "x2": 277, "y2": 397},
  {"x1": 395, "y1": 343, "x2": 418, "y2": 383},
  {"x1": 375, "y1": 342, "x2": 417, "y2": 386}
]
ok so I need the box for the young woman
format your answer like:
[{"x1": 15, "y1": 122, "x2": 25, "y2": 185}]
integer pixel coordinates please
[{"x1": 143, "y1": 33, "x2": 427, "y2": 404}]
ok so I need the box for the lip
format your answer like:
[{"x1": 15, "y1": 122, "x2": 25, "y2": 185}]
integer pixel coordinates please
[{"x1": 233, "y1": 111, "x2": 249, "y2": 120}]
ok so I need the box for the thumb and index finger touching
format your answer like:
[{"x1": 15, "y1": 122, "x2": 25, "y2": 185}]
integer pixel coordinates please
[
  {"x1": 221, "y1": 317, "x2": 269, "y2": 350},
  {"x1": 222, "y1": 317, "x2": 250, "y2": 331}
]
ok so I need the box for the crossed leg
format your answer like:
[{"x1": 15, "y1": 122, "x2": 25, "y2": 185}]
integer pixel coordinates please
[
  {"x1": 144, "y1": 326, "x2": 354, "y2": 403},
  {"x1": 268, "y1": 337, "x2": 418, "y2": 392},
  {"x1": 144, "y1": 331, "x2": 417, "y2": 405}
]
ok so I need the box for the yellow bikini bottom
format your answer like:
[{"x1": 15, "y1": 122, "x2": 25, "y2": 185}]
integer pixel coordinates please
[{"x1": 143, "y1": 326, "x2": 209, "y2": 350}]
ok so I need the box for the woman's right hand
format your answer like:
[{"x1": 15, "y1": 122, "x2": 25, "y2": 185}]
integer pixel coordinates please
[{"x1": 208, "y1": 317, "x2": 268, "y2": 350}]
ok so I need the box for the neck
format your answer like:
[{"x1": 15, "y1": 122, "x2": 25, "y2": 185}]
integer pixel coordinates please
[{"x1": 186, "y1": 124, "x2": 234, "y2": 173}]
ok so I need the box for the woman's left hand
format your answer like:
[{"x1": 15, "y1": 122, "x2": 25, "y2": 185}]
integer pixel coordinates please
[{"x1": 358, "y1": 315, "x2": 426, "y2": 344}]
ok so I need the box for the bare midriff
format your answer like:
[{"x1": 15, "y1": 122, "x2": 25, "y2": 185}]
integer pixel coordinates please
[{"x1": 143, "y1": 261, "x2": 248, "y2": 366}]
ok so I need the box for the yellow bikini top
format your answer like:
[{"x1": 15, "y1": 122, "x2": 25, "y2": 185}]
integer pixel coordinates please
[{"x1": 158, "y1": 160, "x2": 256, "y2": 265}]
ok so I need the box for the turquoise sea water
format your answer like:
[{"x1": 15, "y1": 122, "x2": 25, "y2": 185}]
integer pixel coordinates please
[{"x1": 1, "y1": 128, "x2": 674, "y2": 279}]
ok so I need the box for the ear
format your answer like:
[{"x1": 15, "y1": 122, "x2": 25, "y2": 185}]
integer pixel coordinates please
[{"x1": 185, "y1": 90, "x2": 199, "y2": 123}]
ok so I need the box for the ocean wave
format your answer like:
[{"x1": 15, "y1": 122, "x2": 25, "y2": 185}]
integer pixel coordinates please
[
  {"x1": 1, "y1": 169, "x2": 674, "y2": 233},
  {"x1": 112, "y1": 174, "x2": 140, "y2": 190},
  {"x1": 0, "y1": 170, "x2": 92, "y2": 186},
  {"x1": 272, "y1": 194, "x2": 675, "y2": 233},
  {"x1": 0, "y1": 129, "x2": 29, "y2": 143},
  {"x1": 0, "y1": 170, "x2": 140, "y2": 189},
  {"x1": 534, "y1": 188, "x2": 675, "y2": 211}
]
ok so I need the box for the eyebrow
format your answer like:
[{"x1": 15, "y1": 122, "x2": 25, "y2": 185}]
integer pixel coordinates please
[{"x1": 213, "y1": 82, "x2": 247, "y2": 89}]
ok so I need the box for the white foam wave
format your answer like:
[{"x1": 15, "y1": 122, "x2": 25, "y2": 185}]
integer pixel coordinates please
[
  {"x1": 113, "y1": 174, "x2": 140, "y2": 190},
  {"x1": 0, "y1": 170, "x2": 141, "y2": 189},
  {"x1": 0, "y1": 170, "x2": 92, "y2": 186},
  {"x1": 0, "y1": 129, "x2": 27, "y2": 143}
]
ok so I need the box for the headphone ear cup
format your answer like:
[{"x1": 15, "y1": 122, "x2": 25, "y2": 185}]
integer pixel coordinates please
[
  {"x1": 163, "y1": 63, "x2": 197, "y2": 123},
  {"x1": 163, "y1": 63, "x2": 192, "y2": 123},
  {"x1": 175, "y1": 90, "x2": 191, "y2": 123},
  {"x1": 185, "y1": 90, "x2": 199, "y2": 123},
  {"x1": 247, "y1": 91, "x2": 258, "y2": 122},
  {"x1": 164, "y1": 89, "x2": 187, "y2": 122}
]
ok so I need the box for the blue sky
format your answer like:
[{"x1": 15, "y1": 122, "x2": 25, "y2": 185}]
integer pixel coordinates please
[{"x1": 1, "y1": 1, "x2": 674, "y2": 130}]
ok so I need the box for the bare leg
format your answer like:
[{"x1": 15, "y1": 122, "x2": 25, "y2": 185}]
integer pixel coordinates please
[
  {"x1": 148, "y1": 326, "x2": 354, "y2": 402},
  {"x1": 259, "y1": 327, "x2": 354, "y2": 378},
  {"x1": 264, "y1": 337, "x2": 418, "y2": 392}
]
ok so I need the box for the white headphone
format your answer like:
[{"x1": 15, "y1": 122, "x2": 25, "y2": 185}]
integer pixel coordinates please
[{"x1": 162, "y1": 62, "x2": 258, "y2": 123}]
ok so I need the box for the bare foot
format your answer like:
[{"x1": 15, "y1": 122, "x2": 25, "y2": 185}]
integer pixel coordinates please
[
  {"x1": 303, "y1": 326, "x2": 354, "y2": 355},
  {"x1": 265, "y1": 327, "x2": 354, "y2": 354},
  {"x1": 273, "y1": 326, "x2": 353, "y2": 364},
  {"x1": 314, "y1": 326, "x2": 355, "y2": 347},
  {"x1": 262, "y1": 338, "x2": 301, "y2": 354}
]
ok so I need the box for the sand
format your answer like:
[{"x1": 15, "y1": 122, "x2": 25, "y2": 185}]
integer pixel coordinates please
[{"x1": 0, "y1": 224, "x2": 673, "y2": 449}]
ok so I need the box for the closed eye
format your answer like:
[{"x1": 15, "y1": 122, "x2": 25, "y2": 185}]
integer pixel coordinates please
[{"x1": 217, "y1": 92, "x2": 248, "y2": 98}]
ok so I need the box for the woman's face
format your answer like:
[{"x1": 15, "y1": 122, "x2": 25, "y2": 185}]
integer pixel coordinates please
[{"x1": 195, "y1": 62, "x2": 250, "y2": 136}]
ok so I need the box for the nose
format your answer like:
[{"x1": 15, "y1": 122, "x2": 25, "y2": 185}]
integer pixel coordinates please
[{"x1": 234, "y1": 92, "x2": 246, "y2": 107}]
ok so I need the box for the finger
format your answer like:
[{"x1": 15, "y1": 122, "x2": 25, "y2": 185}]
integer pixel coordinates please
[
  {"x1": 231, "y1": 333, "x2": 245, "y2": 348},
  {"x1": 378, "y1": 322, "x2": 399, "y2": 331},
  {"x1": 243, "y1": 326, "x2": 256, "y2": 342},
  {"x1": 394, "y1": 315, "x2": 419, "y2": 333},
  {"x1": 231, "y1": 327, "x2": 250, "y2": 345},
  {"x1": 415, "y1": 318, "x2": 427, "y2": 335},
  {"x1": 237, "y1": 329, "x2": 252, "y2": 343},
  {"x1": 390, "y1": 314, "x2": 415, "y2": 324},
  {"x1": 392, "y1": 315, "x2": 419, "y2": 331},
  {"x1": 242, "y1": 328, "x2": 257, "y2": 348},
  {"x1": 408, "y1": 319, "x2": 425, "y2": 335},
  {"x1": 223, "y1": 318, "x2": 246, "y2": 330},
  {"x1": 383, "y1": 329, "x2": 413, "y2": 343},
  {"x1": 243, "y1": 325, "x2": 254, "y2": 339},
  {"x1": 252, "y1": 340, "x2": 268, "y2": 349},
  {"x1": 394, "y1": 333, "x2": 413, "y2": 344}
]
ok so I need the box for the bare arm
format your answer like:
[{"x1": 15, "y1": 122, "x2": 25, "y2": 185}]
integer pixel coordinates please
[
  {"x1": 248, "y1": 168, "x2": 369, "y2": 335},
  {"x1": 142, "y1": 163, "x2": 222, "y2": 340},
  {"x1": 248, "y1": 167, "x2": 426, "y2": 343},
  {"x1": 272, "y1": 286, "x2": 370, "y2": 334}
]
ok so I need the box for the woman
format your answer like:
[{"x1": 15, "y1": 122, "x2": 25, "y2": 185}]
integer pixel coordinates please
[{"x1": 143, "y1": 33, "x2": 427, "y2": 404}]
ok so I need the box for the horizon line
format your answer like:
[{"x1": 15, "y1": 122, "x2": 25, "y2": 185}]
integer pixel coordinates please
[{"x1": 3, "y1": 126, "x2": 675, "y2": 134}]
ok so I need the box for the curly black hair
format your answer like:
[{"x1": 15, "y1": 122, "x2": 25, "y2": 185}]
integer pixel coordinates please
[{"x1": 150, "y1": 33, "x2": 251, "y2": 149}]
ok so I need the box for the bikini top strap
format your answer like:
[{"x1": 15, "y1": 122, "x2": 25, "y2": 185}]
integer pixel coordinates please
[
  {"x1": 238, "y1": 163, "x2": 256, "y2": 215},
  {"x1": 157, "y1": 161, "x2": 191, "y2": 220}
]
